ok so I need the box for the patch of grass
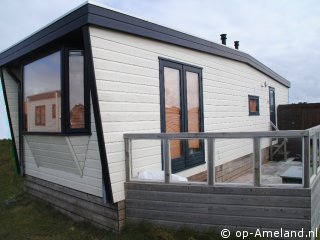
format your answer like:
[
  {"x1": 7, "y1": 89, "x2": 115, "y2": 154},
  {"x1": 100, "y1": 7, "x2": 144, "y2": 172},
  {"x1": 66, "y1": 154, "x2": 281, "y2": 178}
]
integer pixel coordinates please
[
  {"x1": 0, "y1": 139, "x2": 23, "y2": 202},
  {"x1": 0, "y1": 139, "x2": 264, "y2": 239},
  {"x1": 0, "y1": 195, "x2": 113, "y2": 240},
  {"x1": 120, "y1": 222, "x2": 222, "y2": 240},
  {"x1": 0, "y1": 139, "x2": 114, "y2": 240}
]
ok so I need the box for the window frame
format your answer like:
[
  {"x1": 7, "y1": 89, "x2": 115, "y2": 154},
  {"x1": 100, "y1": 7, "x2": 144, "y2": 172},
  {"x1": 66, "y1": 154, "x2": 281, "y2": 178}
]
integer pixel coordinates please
[
  {"x1": 248, "y1": 95, "x2": 260, "y2": 116},
  {"x1": 22, "y1": 47, "x2": 91, "y2": 135},
  {"x1": 159, "y1": 57, "x2": 205, "y2": 173},
  {"x1": 64, "y1": 48, "x2": 90, "y2": 133}
]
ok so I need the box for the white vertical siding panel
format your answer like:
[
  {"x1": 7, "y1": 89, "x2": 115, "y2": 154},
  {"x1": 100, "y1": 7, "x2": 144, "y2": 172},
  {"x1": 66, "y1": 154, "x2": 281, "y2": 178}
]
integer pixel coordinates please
[
  {"x1": 90, "y1": 27, "x2": 289, "y2": 202},
  {"x1": 2, "y1": 70, "x2": 19, "y2": 159}
]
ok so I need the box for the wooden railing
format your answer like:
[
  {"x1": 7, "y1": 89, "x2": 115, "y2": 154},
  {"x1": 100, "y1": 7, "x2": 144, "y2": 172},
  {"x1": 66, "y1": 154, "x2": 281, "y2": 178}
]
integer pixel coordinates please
[
  {"x1": 270, "y1": 121, "x2": 288, "y2": 161},
  {"x1": 124, "y1": 125, "x2": 320, "y2": 188}
]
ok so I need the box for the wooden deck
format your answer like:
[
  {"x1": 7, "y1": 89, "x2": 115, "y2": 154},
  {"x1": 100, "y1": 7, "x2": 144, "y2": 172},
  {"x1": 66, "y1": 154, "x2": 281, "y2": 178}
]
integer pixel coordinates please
[{"x1": 123, "y1": 124, "x2": 320, "y2": 239}]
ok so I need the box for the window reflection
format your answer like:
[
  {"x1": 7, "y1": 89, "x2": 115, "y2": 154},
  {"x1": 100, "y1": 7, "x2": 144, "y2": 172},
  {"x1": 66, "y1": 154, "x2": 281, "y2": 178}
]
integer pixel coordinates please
[
  {"x1": 248, "y1": 95, "x2": 260, "y2": 115},
  {"x1": 164, "y1": 67, "x2": 182, "y2": 159},
  {"x1": 186, "y1": 71, "x2": 200, "y2": 153},
  {"x1": 24, "y1": 51, "x2": 61, "y2": 132},
  {"x1": 69, "y1": 50, "x2": 85, "y2": 129},
  {"x1": 249, "y1": 99, "x2": 258, "y2": 112}
]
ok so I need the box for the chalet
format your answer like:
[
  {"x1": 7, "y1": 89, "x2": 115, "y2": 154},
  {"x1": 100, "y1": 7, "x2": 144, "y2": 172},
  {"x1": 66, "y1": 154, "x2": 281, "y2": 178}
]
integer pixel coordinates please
[{"x1": 1, "y1": 2, "x2": 319, "y2": 237}]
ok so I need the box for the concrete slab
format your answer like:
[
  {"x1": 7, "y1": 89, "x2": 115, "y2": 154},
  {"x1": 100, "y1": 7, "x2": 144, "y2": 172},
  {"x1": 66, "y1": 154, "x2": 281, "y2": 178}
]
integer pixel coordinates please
[{"x1": 230, "y1": 157, "x2": 303, "y2": 185}]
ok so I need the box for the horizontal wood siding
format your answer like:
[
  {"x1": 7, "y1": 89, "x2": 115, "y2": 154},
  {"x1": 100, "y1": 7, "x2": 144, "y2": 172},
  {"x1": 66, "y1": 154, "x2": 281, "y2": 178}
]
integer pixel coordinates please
[
  {"x1": 126, "y1": 182, "x2": 311, "y2": 231},
  {"x1": 2, "y1": 69, "x2": 19, "y2": 159},
  {"x1": 90, "y1": 26, "x2": 289, "y2": 202},
  {"x1": 24, "y1": 99, "x2": 103, "y2": 197},
  {"x1": 24, "y1": 175, "x2": 124, "y2": 232},
  {"x1": 25, "y1": 135, "x2": 82, "y2": 175}
]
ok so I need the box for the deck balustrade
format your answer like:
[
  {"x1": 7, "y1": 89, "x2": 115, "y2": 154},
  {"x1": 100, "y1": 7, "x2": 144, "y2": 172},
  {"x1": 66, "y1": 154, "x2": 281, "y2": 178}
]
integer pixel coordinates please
[{"x1": 124, "y1": 124, "x2": 320, "y2": 188}]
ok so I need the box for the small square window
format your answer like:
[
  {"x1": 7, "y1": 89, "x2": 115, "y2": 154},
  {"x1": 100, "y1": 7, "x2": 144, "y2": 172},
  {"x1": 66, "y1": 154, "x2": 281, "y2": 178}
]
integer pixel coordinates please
[{"x1": 248, "y1": 95, "x2": 259, "y2": 116}]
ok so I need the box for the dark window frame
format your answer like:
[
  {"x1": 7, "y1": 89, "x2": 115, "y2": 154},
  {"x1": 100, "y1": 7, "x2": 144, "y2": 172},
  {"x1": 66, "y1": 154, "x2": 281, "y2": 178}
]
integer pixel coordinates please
[
  {"x1": 65, "y1": 48, "x2": 90, "y2": 133},
  {"x1": 248, "y1": 95, "x2": 260, "y2": 116},
  {"x1": 22, "y1": 46, "x2": 91, "y2": 135},
  {"x1": 159, "y1": 57, "x2": 205, "y2": 173}
]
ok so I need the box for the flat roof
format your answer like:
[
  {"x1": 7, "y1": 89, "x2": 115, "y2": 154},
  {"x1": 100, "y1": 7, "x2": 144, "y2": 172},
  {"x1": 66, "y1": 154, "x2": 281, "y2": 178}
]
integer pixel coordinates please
[{"x1": 0, "y1": 2, "x2": 290, "y2": 87}]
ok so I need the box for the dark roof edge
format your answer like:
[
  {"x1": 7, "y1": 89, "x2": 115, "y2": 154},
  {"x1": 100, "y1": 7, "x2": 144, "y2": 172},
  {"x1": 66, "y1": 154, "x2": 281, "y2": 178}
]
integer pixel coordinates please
[{"x1": 0, "y1": 3, "x2": 290, "y2": 87}]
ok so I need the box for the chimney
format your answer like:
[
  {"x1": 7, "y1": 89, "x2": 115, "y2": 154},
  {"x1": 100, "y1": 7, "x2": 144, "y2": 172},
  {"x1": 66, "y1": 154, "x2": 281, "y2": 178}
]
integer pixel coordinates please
[
  {"x1": 220, "y1": 34, "x2": 227, "y2": 45},
  {"x1": 234, "y1": 41, "x2": 239, "y2": 50}
]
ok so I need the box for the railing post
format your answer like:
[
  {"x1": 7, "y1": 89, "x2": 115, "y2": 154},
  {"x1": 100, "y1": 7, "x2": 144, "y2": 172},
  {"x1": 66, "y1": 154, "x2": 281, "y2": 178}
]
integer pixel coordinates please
[
  {"x1": 253, "y1": 137, "x2": 261, "y2": 187},
  {"x1": 318, "y1": 132, "x2": 320, "y2": 172},
  {"x1": 207, "y1": 138, "x2": 215, "y2": 186},
  {"x1": 313, "y1": 135, "x2": 317, "y2": 176},
  {"x1": 283, "y1": 138, "x2": 288, "y2": 160},
  {"x1": 162, "y1": 139, "x2": 171, "y2": 183},
  {"x1": 303, "y1": 136, "x2": 310, "y2": 188},
  {"x1": 124, "y1": 138, "x2": 132, "y2": 182}
]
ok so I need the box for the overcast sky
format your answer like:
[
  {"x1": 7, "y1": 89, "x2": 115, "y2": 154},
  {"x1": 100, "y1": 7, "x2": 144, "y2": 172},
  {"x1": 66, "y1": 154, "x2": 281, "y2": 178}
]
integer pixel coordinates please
[{"x1": 0, "y1": 0, "x2": 319, "y2": 139}]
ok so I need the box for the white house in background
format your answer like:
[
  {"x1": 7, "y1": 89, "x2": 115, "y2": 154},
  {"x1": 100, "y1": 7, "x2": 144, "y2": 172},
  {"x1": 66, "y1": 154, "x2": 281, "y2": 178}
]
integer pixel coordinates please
[
  {"x1": 26, "y1": 90, "x2": 61, "y2": 132},
  {"x1": 0, "y1": 2, "x2": 290, "y2": 232}
]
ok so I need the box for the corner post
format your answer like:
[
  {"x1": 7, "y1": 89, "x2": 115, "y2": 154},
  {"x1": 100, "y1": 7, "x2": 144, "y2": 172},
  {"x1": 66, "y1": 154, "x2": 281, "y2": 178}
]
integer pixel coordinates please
[
  {"x1": 303, "y1": 136, "x2": 310, "y2": 188},
  {"x1": 162, "y1": 139, "x2": 171, "y2": 183},
  {"x1": 283, "y1": 138, "x2": 288, "y2": 160},
  {"x1": 253, "y1": 137, "x2": 261, "y2": 187},
  {"x1": 313, "y1": 135, "x2": 317, "y2": 176},
  {"x1": 124, "y1": 138, "x2": 132, "y2": 182},
  {"x1": 207, "y1": 138, "x2": 215, "y2": 186},
  {"x1": 318, "y1": 132, "x2": 320, "y2": 167}
]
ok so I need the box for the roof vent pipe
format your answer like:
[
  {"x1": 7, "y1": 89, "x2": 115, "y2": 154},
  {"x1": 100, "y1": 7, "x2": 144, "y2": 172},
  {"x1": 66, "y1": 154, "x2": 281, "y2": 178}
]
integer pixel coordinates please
[
  {"x1": 234, "y1": 41, "x2": 239, "y2": 50},
  {"x1": 220, "y1": 34, "x2": 227, "y2": 45}
]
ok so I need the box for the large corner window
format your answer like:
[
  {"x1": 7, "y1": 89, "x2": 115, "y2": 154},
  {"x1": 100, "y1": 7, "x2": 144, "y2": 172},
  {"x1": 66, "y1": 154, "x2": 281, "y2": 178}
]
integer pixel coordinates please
[
  {"x1": 160, "y1": 58, "x2": 204, "y2": 172},
  {"x1": 23, "y1": 49, "x2": 89, "y2": 134}
]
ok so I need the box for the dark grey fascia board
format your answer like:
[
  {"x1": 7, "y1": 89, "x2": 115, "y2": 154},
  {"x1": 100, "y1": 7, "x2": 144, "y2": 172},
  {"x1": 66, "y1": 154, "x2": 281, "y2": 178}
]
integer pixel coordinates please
[{"x1": 0, "y1": 3, "x2": 290, "y2": 87}]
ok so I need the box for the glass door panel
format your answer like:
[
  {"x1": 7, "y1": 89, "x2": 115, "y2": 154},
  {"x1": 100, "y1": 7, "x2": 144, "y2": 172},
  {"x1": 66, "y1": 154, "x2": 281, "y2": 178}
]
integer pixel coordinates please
[
  {"x1": 269, "y1": 87, "x2": 276, "y2": 127},
  {"x1": 186, "y1": 71, "x2": 200, "y2": 153},
  {"x1": 164, "y1": 67, "x2": 182, "y2": 159}
]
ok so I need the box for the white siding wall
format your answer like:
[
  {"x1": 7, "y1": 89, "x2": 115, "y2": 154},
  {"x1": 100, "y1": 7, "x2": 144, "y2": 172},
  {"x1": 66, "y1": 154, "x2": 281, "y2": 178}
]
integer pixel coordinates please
[
  {"x1": 24, "y1": 100, "x2": 103, "y2": 197},
  {"x1": 90, "y1": 27, "x2": 289, "y2": 202},
  {"x1": 2, "y1": 69, "x2": 20, "y2": 159}
]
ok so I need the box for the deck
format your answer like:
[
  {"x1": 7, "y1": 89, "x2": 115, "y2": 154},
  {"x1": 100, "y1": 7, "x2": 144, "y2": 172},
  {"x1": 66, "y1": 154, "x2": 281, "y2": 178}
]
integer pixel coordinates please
[{"x1": 123, "y1": 125, "x2": 320, "y2": 239}]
